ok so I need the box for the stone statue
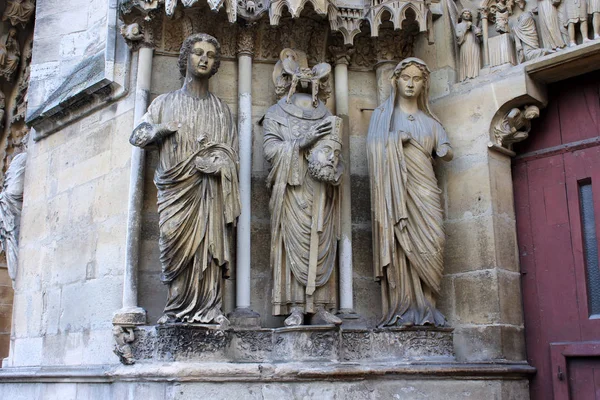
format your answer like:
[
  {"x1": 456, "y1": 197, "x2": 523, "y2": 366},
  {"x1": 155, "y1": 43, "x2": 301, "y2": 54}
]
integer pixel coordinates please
[
  {"x1": 513, "y1": 12, "x2": 555, "y2": 62},
  {"x1": 0, "y1": 152, "x2": 27, "y2": 288},
  {"x1": 0, "y1": 28, "x2": 20, "y2": 82},
  {"x1": 0, "y1": 90, "x2": 5, "y2": 129},
  {"x1": 130, "y1": 33, "x2": 241, "y2": 326},
  {"x1": 455, "y1": 9, "x2": 482, "y2": 81},
  {"x1": 563, "y1": 0, "x2": 591, "y2": 45},
  {"x1": 367, "y1": 58, "x2": 453, "y2": 327},
  {"x1": 493, "y1": 105, "x2": 540, "y2": 149},
  {"x1": 2, "y1": 0, "x2": 35, "y2": 28},
  {"x1": 537, "y1": 0, "x2": 567, "y2": 50},
  {"x1": 591, "y1": 0, "x2": 600, "y2": 39},
  {"x1": 112, "y1": 326, "x2": 136, "y2": 365},
  {"x1": 495, "y1": 0, "x2": 512, "y2": 33},
  {"x1": 263, "y1": 49, "x2": 343, "y2": 327}
]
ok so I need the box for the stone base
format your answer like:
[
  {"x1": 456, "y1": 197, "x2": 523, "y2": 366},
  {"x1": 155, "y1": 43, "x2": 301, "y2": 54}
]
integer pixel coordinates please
[
  {"x1": 488, "y1": 33, "x2": 517, "y2": 67},
  {"x1": 0, "y1": 363, "x2": 535, "y2": 400},
  {"x1": 130, "y1": 324, "x2": 454, "y2": 364},
  {"x1": 112, "y1": 307, "x2": 147, "y2": 326},
  {"x1": 227, "y1": 308, "x2": 261, "y2": 329}
]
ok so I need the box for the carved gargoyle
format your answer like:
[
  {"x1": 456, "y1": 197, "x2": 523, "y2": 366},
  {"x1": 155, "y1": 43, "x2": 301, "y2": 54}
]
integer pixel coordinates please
[{"x1": 493, "y1": 105, "x2": 540, "y2": 149}]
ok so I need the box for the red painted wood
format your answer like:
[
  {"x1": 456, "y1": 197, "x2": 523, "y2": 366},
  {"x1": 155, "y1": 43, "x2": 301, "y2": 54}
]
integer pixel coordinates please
[{"x1": 513, "y1": 71, "x2": 600, "y2": 400}]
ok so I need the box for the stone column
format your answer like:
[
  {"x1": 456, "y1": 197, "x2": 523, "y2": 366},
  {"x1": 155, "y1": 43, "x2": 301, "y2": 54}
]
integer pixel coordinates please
[
  {"x1": 331, "y1": 46, "x2": 360, "y2": 323},
  {"x1": 113, "y1": 46, "x2": 153, "y2": 326},
  {"x1": 375, "y1": 60, "x2": 397, "y2": 105},
  {"x1": 229, "y1": 26, "x2": 260, "y2": 327},
  {"x1": 479, "y1": 7, "x2": 490, "y2": 67}
]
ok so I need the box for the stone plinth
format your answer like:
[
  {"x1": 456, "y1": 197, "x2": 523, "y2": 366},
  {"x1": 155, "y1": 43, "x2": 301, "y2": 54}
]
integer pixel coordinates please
[
  {"x1": 488, "y1": 33, "x2": 517, "y2": 67},
  {"x1": 130, "y1": 324, "x2": 454, "y2": 364}
]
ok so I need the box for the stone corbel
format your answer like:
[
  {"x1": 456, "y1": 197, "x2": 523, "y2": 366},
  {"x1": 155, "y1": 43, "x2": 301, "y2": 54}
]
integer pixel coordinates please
[
  {"x1": 112, "y1": 325, "x2": 137, "y2": 365},
  {"x1": 489, "y1": 105, "x2": 540, "y2": 156}
]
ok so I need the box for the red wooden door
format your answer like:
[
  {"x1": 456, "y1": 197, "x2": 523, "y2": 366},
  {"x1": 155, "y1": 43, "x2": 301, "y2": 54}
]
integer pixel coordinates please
[{"x1": 513, "y1": 72, "x2": 600, "y2": 400}]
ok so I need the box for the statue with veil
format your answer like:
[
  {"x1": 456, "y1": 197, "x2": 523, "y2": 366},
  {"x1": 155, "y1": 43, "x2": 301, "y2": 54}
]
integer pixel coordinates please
[{"x1": 367, "y1": 58, "x2": 453, "y2": 327}]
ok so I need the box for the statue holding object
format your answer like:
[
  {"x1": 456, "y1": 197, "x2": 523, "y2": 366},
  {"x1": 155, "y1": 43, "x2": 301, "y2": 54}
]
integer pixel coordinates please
[
  {"x1": 455, "y1": 9, "x2": 483, "y2": 81},
  {"x1": 367, "y1": 58, "x2": 453, "y2": 327},
  {"x1": 130, "y1": 33, "x2": 241, "y2": 326},
  {"x1": 263, "y1": 49, "x2": 343, "y2": 327}
]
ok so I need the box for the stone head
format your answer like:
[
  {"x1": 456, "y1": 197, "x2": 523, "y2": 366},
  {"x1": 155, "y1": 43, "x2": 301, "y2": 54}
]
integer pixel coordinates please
[
  {"x1": 393, "y1": 57, "x2": 431, "y2": 101},
  {"x1": 307, "y1": 134, "x2": 342, "y2": 183},
  {"x1": 178, "y1": 33, "x2": 221, "y2": 79},
  {"x1": 524, "y1": 105, "x2": 540, "y2": 120},
  {"x1": 460, "y1": 9, "x2": 473, "y2": 22}
]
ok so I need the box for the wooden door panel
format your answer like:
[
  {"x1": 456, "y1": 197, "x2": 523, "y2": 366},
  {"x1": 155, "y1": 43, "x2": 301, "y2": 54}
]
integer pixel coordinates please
[{"x1": 557, "y1": 78, "x2": 600, "y2": 144}]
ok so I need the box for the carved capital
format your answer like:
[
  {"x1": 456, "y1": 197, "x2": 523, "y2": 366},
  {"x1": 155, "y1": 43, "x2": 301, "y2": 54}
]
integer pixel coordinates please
[
  {"x1": 478, "y1": 6, "x2": 490, "y2": 20},
  {"x1": 237, "y1": 26, "x2": 256, "y2": 56},
  {"x1": 329, "y1": 45, "x2": 354, "y2": 65}
]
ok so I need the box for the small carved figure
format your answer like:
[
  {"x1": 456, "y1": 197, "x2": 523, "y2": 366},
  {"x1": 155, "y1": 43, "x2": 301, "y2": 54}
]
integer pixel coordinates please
[
  {"x1": 2, "y1": 0, "x2": 35, "y2": 28},
  {"x1": 456, "y1": 9, "x2": 482, "y2": 81},
  {"x1": 0, "y1": 152, "x2": 27, "y2": 287},
  {"x1": 263, "y1": 49, "x2": 343, "y2": 327},
  {"x1": 112, "y1": 326, "x2": 136, "y2": 365},
  {"x1": 367, "y1": 58, "x2": 453, "y2": 327},
  {"x1": 0, "y1": 28, "x2": 20, "y2": 82},
  {"x1": 537, "y1": 0, "x2": 568, "y2": 50},
  {"x1": 513, "y1": 12, "x2": 555, "y2": 62},
  {"x1": 495, "y1": 0, "x2": 512, "y2": 33},
  {"x1": 120, "y1": 23, "x2": 144, "y2": 42},
  {"x1": 130, "y1": 33, "x2": 240, "y2": 326},
  {"x1": 493, "y1": 105, "x2": 540, "y2": 149},
  {"x1": 563, "y1": 0, "x2": 591, "y2": 45}
]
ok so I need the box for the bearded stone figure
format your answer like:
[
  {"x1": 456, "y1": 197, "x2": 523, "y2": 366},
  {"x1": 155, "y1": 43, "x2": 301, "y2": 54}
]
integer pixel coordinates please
[
  {"x1": 130, "y1": 33, "x2": 240, "y2": 326},
  {"x1": 367, "y1": 58, "x2": 453, "y2": 327},
  {"x1": 263, "y1": 49, "x2": 344, "y2": 327}
]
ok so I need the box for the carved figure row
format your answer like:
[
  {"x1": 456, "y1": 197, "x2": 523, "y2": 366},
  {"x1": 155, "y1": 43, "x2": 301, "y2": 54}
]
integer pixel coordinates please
[
  {"x1": 451, "y1": 0, "x2": 600, "y2": 81},
  {"x1": 130, "y1": 33, "x2": 453, "y2": 330}
]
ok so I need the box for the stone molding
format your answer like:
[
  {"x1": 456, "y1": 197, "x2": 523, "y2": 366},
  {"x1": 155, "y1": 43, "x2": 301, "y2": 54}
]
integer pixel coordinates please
[{"x1": 0, "y1": 361, "x2": 536, "y2": 383}]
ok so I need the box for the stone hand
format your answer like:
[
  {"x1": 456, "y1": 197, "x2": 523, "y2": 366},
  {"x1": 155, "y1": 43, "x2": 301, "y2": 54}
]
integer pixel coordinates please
[
  {"x1": 299, "y1": 120, "x2": 332, "y2": 149},
  {"x1": 399, "y1": 131, "x2": 411, "y2": 143}
]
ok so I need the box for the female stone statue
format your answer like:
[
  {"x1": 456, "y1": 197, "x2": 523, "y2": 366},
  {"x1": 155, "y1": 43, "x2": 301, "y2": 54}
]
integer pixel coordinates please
[
  {"x1": 367, "y1": 58, "x2": 453, "y2": 327},
  {"x1": 455, "y1": 9, "x2": 482, "y2": 81},
  {"x1": 537, "y1": 0, "x2": 567, "y2": 50}
]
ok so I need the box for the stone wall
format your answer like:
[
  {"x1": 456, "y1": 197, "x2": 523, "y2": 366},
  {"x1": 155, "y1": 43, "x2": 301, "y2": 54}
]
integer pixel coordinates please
[{"x1": 0, "y1": 267, "x2": 12, "y2": 361}]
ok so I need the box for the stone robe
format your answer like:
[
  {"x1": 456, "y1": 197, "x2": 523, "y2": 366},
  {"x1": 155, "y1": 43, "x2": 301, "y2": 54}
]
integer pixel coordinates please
[
  {"x1": 564, "y1": 0, "x2": 588, "y2": 24},
  {"x1": 263, "y1": 98, "x2": 340, "y2": 316},
  {"x1": 538, "y1": 0, "x2": 567, "y2": 49},
  {"x1": 456, "y1": 21, "x2": 481, "y2": 81},
  {"x1": 367, "y1": 90, "x2": 451, "y2": 327},
  {"x1": 133, "y1": 90, "x2": 240, "y2": 323},
  {"x1": 513, "y1": 12, "x2": 550, "y2": 62}
]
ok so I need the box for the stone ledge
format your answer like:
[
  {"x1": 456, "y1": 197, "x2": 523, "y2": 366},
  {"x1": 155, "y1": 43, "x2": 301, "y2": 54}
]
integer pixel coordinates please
[
  {"x1": 0, "y1": 362, "x2": 536, "y2": 383},
  {"x1": 130, "y1": 325, "x2": 455, "y2": 364}
]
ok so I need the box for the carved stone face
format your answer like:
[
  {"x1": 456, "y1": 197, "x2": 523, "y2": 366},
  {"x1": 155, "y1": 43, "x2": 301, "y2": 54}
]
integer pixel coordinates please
[
  {"x1": 461, "y1": 10, "x2": 472, "y2": 21},
  {"x1": 187, "y1": 41, "x2": 217, "y2": 79},
  {"x1": 308, "y1": 138, "x2": 342, "y2": 183},
  {"x1": 396, "y1": 64, "x2": 424, "y2": 99}
]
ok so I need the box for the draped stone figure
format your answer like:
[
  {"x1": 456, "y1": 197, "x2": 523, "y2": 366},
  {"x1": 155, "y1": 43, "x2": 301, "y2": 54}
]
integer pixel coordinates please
[
  {"x1": 367, "y1": 58, "x2": 453, "y2": 327},
  {"x1": 0, "y1": 152, "x2": 26, "y2": 288},
  {"x1": 563, "y1": 0, "x2": 591, "y2": 45},
  {"x1": 2, "y1": 0, "x2": 35, "y2": 27},
  {"x1": 263, "y1": 49, "x2": 343, "y2": 327},
  {"x1": 495, "y1": 0, "x2": 512, "y2": 33},
  {"x1": 455, "y1": 9, "x2": 482, "y2": 81},
  {"x1": 0, "y1": 28, "x2": 20, "y2": 82},
  {"x1": 130, "y1": 33, "x2": 240, "y2": 325},
  {"x1": 513, "y1": 12, "x2": 555, "y2": 62},
  {"x1": 538, "y1": 0, "x2": 568, "y2": 49},
  {"x1": 591, "y1": 0, "x2": 600, "y2": 39}
]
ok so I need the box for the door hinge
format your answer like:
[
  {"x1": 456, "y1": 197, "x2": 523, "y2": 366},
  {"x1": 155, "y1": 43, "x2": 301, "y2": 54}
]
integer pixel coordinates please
[{"x1": 557, "y1": 366, "x2": 565, "y2": 381}]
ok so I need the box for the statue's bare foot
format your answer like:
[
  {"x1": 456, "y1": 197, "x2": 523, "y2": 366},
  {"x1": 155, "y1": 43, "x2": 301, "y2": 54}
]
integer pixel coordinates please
[
  {"x1": 312, "y1": 309, "x2": 342, "y2": 326},
  {"x1": 284, "y1": 310, "x2": 304, "y2": 326},
  {"x1": 214, "y1": 314, "x2": 230, "y2": 329}
]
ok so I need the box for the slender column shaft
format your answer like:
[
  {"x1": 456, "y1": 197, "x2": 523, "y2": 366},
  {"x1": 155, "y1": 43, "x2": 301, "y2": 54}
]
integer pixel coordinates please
[
  {"x1": 480, "y1": 12, "x2": 490, "y2": 66},
  {"x1": 334, "y1": 61, "x2": 354, "y2": 312},
  {"x1": 236, "y1": 51, "x2": 253, "y2": 310},
  {"x1": 122, "y1": 47, "x2": 153, "y2": 311}
]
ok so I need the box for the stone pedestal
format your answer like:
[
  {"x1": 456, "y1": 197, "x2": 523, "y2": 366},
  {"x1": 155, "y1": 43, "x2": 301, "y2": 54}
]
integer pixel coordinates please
[
  {"x1": 129, "y1": 324, "x2": 454, "y2": 364},
  {"x1": 488, "y1": 34, "x2": 517, "y2": 67}
]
